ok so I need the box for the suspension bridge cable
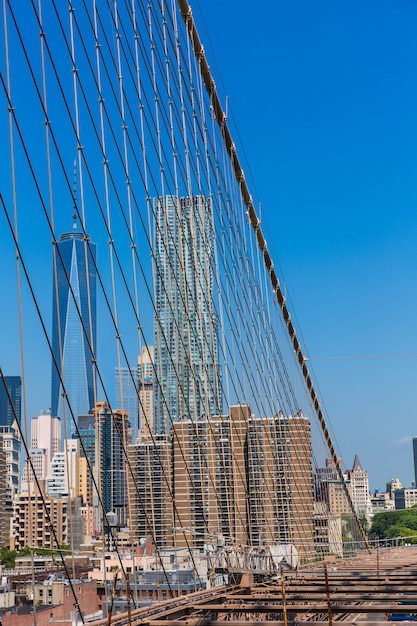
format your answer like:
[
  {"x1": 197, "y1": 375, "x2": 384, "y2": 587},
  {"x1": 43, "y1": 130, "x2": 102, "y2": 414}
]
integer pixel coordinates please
[
  {"x1": 0, "y1": 1, "x2": 368, "y2": 591},
  {"x1": 176, "y1": 0, "x2": 369, "y2": 551}
]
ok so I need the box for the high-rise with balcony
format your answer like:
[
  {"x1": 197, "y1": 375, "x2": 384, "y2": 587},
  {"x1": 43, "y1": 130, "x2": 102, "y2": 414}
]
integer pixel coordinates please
[
  {"x1": 171, "y1": 406, "x2": 248, "y2": 549},
  {"x1": 153, "y1": 195, "x2": 222, "y2": 433},
  {"x1": 0, "y1": 422, "x2": 21, "y2": 542},
  {"x1": 51, "y1": 217, "x2": 97, "y2": 423}
]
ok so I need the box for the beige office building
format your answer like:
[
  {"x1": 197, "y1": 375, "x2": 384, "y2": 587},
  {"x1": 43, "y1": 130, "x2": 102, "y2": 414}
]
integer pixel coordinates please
[
  {"x1": 127, "y1": 405, "x2": 314, "y2": 554},
  {"x1": 346, "y1": 455, "x2": 370, "y2": 515},
  {"x1": 171, "y1": 406, "x2": 249, "y2": 549},
  {"x1": 171, "y1": 407, "x2": 314, "y2": 553},
  {"x1": 14, "y1": 484, "x2": 68, "y2": 550},
  {"x1": 247, "y1": 412, "x2": 314, "y2": 558}
]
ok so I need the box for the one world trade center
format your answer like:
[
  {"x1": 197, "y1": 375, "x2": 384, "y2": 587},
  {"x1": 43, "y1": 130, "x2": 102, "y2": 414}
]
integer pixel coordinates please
[{"x1": 51, "y1": 215, "x2": 97, "y2": 423}]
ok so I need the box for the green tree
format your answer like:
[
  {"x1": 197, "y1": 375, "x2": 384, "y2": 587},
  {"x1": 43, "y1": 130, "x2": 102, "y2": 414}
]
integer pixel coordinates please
[
  {"x1": 369, "y1": 509, "x2": 417, "y2": 542},
  {"x1": 1, "y1": 546, "x2": 17, "y2": 569}
]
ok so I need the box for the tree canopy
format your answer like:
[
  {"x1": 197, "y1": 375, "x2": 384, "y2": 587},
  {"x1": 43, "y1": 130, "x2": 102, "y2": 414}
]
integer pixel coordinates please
[
  {"x1": 0, "y1": 543, "x2": 72, "y2": 570},
  {"x1": 369, "y1": 509, "x2": 417, "y2": 543}
]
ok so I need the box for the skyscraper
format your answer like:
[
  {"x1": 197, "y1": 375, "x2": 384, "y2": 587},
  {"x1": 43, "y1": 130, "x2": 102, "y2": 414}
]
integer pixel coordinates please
[
  {"x1": 0, "y1": 376, "x2": 22, "y2": 541},
  {"x1": 115, "y1": 365, "x2": 139, "y2": 441},
  {"x1": 51, "y1": 217, "x2": 97, "y2": 422},
  {"x1": 0, "y1": 375, "x2": 21, "y2": 426},
  {"x1": 138, "y1": 345, "x2": 154, "y2": 437},
  {"x1": 22, "y1": 409, "x2": 62, "y2": 491},
  {"x1": 115, "y1": 347, "x2": 155, "y2": 442},
  {"x1": 74, "y1": 412, "x2": 96, "y2": 507},
  {"x1": 94, "y1": 402, "x2": 131, "y2": 528},
  {"x1": 153, "y1": 195, "x2": 222, "y2": 433}
]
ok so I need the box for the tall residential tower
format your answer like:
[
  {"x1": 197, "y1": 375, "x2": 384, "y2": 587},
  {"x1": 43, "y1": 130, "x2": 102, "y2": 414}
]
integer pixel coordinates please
[
  {"x1": 153, "y1": 195, "x2": 222, "y2": 433},
  {"x1": 94, "y1": 402, "x2": 131, "y2": 528}
]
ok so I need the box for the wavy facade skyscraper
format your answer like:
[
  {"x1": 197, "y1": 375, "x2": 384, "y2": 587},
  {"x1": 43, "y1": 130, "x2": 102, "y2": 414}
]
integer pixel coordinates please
[
  {"x1": 51, "y1": 219, "x2": 97, "y2": 423},
  {"x1": 153, "y1": 195, "x2": 222, "y2": 434}
]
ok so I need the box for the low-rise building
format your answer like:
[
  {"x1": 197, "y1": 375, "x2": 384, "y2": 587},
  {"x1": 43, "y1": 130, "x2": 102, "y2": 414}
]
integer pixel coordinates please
[
  {"x1": 2, "y1": 577, "x2": 99, "y2": 626},
  {"x1": 370, "y1": 490, "x2": 395, "y2": 513},
  {"x1": 394, "y1": 488, "x2": 417, "y2": 510}
]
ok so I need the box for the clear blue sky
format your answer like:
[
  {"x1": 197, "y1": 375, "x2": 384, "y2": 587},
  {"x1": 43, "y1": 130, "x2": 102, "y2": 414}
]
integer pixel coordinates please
[
  {"x1": 195, "y1": 0, "x2": 417, "y2": 490},
  {"x1": 1, "y1": 0, "x2": 417, "y2": 492}
]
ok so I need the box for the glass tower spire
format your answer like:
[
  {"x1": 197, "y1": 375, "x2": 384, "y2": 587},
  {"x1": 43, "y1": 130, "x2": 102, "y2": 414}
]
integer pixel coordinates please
[{"x1": 51, "y1": 216, "x2": 97, "y2": 422}]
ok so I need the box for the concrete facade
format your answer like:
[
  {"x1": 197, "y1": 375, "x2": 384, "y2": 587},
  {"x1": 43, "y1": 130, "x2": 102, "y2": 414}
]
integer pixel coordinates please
[{"x1": 14, "y1": 487, "x2": 68, "y2": 550}]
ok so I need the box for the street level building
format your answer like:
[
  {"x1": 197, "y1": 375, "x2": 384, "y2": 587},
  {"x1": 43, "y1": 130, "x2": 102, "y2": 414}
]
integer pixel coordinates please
[{"x1": 323, "y1": 480, "x2": 351, "y2": 517}]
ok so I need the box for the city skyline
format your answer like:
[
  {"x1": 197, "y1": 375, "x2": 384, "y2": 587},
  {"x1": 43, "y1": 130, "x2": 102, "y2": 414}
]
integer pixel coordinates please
[
  {"x1": 0, "y1": 0, "x2": 416, "y2": 493},
  {"x1": 2, "y1": 10, "x2": 417, "y2": 619}
]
